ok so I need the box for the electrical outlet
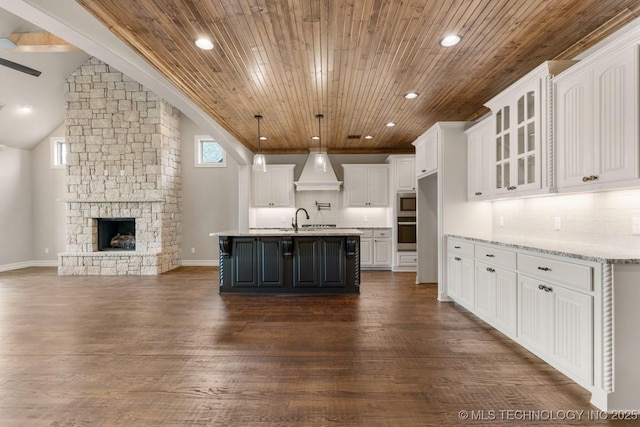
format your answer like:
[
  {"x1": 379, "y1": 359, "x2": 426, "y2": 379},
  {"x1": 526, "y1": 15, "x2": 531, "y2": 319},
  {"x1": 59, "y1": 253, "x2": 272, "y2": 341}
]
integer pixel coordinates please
[
  {"x1": 191, "y1": 247, "x2": 195, "y2": 253},
  {"x1": 499, "y1": 216, "x2": 504, "y2": 227},
  {"x1": 44, "y1": 248, "x2": 49, "y2": 254},
  {"x1": 363, "y1": 216, "x2": 368, "y2": 222},
  {"x1": 632, "y1": 217, "x2": 640, "y2": 235},
  {"x1": 554, "y1": 217, "x2": 562, "y2": 230}
]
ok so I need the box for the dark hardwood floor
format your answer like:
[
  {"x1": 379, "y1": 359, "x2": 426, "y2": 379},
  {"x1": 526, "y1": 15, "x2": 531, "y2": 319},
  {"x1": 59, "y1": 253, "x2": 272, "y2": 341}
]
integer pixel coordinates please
[{"x1": 0, "y1": 267, "x2": 625, "y2": 426}]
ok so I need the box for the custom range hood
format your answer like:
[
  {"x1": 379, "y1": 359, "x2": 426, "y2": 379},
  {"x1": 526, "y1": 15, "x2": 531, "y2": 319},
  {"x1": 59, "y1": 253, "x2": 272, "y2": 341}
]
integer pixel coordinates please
[{"x1": 294, "y1": 154, "x2": 342, "y2": 191}]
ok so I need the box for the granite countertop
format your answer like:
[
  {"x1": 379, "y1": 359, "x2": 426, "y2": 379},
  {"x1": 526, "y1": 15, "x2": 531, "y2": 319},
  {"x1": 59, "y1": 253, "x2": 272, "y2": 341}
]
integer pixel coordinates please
[
  {"x1": 210, "y1": 228, "x2": 363, "y2": 237},
  {"x1": 447, "y1": 234, "x2": 640, "y2": 264}
]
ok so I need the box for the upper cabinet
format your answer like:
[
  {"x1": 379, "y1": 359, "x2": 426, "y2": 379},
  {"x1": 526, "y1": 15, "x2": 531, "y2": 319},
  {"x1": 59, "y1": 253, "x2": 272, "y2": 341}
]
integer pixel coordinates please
[
  {"x1": 555, "y1": 36, "x2": 639, "y2": 191},
  {"x1": 484, "y1": 61, "x2": 575, "y2": 198},
  {"x1": 413, "y1": 129, "x2": 438, "y2": 179},
  {"x1": 343, "y1": 164, "x2": 389, "y2": 207},
  {"x1": 387, "y1": 155, "x2": 416, "y2": 192},
  {"x1": 465, "y1": 116, "x2": 493, "y2": 200},
  {"x1": 252, "y1": 165, "x2": 295, "y2": 207}
]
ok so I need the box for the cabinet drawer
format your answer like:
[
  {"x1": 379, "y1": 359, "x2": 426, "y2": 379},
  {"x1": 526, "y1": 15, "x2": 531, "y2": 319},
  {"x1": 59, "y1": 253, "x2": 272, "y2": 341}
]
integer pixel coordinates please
[
  {"x1": 397, "y1": 253, "x2": 418, "y2": 265},
  {"x1": 360, "y1": 229, "x2": 374, "y2": 238},
  {"x1": 518, "y1": 253, "x2": 592, "y2": 292},
  {"x1": 474, "y1": 245, "x2": 516, "y2": 270},
  {"x1": 448, "y1": 238, "x2": 474, "y2": 256},
  {"x1": 374, "y1": 229, "x2": 391, "y2": 238}
]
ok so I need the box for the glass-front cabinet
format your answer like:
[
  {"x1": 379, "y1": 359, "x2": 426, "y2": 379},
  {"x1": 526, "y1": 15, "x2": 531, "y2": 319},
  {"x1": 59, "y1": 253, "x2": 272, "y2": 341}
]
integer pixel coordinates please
[
  {"x1": 484, "y1": 61, "x2": 575, "y2": 198},
  {"x1": 489, "y1": 79, "x2": 541, "y2": 195}
]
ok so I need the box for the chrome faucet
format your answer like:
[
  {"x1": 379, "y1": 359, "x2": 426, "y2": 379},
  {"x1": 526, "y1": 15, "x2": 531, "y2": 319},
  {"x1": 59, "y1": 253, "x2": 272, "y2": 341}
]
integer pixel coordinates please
[{"x1": 292, "y1": 208, "x2": 310, "y2": 231}]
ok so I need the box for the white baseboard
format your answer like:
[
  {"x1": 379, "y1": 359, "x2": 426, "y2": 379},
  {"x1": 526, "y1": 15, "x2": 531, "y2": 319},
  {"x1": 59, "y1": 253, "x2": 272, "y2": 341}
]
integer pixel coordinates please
[
  {"x1": 180, "y1": 259, "x2": 219, "y2": 267},
  {"x1": 0, "y1": 260, "x2": 57, "y2": 272},
  {"x1": 0, "y1": 260, "x2": 218, "y2": 273},
  {"x1": 31, "y1": 260, "x2": 58, "y2": 267}
]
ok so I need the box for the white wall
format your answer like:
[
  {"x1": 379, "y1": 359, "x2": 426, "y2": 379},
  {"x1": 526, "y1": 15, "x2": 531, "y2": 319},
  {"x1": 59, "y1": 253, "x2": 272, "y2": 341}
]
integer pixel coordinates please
[
  {"x1": 180, "y1": 115, "x2": 239, "y2": 265},
  {"x1": 493, "y1": 188, "x2": 640, "y2": 250},
  {"x1": 31, "y1": 123, "x2": 67, "y2": 265},
  {"x1": 0, "y1": 145, "x2": 32, "y2": 269}
]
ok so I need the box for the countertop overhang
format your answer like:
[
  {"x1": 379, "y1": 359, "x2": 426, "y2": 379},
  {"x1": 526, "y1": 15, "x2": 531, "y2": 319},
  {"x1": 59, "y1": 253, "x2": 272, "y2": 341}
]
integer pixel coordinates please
[{"x1": 210, "y1": 228, "x2": 363, "y2": 237}]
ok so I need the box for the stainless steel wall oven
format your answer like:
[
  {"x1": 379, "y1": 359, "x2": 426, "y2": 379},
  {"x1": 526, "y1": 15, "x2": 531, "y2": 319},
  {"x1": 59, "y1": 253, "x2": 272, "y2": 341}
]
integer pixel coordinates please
[{"x1": 397, "y1": 193, "x2": 416, "y2": 251}]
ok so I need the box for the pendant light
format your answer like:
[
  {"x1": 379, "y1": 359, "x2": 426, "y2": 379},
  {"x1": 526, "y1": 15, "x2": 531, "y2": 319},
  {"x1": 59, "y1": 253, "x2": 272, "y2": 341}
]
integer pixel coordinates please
[
  {"x1": 313, "y1": 114, "x2": 328, "y2": 172},
  {"x1": 253, "y1": 115, "x2": 267, "y2": 172}
]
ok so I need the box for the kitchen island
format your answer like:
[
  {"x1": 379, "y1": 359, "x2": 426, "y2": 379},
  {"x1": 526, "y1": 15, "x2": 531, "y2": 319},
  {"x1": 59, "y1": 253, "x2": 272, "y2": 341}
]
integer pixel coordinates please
[{"x1": 210, "y1": 229, "x2": 362, "y2": 294}]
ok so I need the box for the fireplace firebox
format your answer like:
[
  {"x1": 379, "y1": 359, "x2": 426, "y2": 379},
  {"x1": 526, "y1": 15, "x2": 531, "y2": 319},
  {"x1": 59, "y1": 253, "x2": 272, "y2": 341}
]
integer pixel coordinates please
[{"x1": 97, "y1": 218, "x2": 136, "y2": 251}]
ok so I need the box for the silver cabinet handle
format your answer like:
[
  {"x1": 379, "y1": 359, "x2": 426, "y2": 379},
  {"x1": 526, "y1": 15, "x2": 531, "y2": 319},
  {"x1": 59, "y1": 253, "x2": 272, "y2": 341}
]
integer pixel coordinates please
[
  {"x1": 454, "y1": 257, "x2": 461, "y2": 261},
  {"x1": 537, "y1": 266, "x2": 551, "y2": 272},
  {"x1": 486, "y1": 267, "x2": 495, "y2": 273}
]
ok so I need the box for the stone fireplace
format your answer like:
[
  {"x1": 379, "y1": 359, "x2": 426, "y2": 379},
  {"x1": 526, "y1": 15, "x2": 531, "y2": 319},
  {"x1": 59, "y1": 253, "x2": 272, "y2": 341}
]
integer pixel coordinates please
[{"x1": 58, "y1": 57, "x2": 182, "y2": 275}]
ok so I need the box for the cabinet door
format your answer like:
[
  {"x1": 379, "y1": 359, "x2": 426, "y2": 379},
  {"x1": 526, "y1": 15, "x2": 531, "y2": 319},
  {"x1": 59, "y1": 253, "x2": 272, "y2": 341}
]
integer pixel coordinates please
[
  {"x1": 395, "y1": 157, "x2": 415, "y2": 191},
  {"x1": 424, "y1": 132, "x2": 438, "y2": 175},
  {"x1": 494, "y1": 104, "x2": 512, "y2": 194},
  {"x1": 493, "y1": 79, "x2": 543, "y2": 195},
  {"x1": 320, "y1": 238, "x2": 346, "y2": 287},
  {"x1": 550, "y1": 285, "x2": 593, "y2": 385},
  {"x1": 293, "y1": 238, "x2": 321, "y2": 287},
  {"x1": 269, "y1": 167, "x2": 293, "y2": 206},
  {"x1": 415, "y1": 138, "x2": 428, "y2": 177},
  {"x1": 373, "y1": 238, "x2": 392, "y2": 266},
  {"x1": 493, "y1": 268, "x2": 517, "y2": 337},
  {"x1": 360, "y1": 238, "x2": 373, "y2": 267},
  {"x1": 592, "y1": 46, "x2": 638, "y2": 185},
  {"x1": 517, "y1": 275, "x2": 551, "y2": 355},
  {"x1": 459, "y1": 257, "x2": 475, "y2": 310},
  {"x1": 231, "y1": 238, "x2": 258, "y2": 287},
  {"x1": 556, "y1": 69, "x2": 593, "y2": 188},
  {"x1": 253, "y1": 169, "x2": 274, "y2": 207},
  {"x1": 475, "y1": 262, "x2": 497, "y2": 320},
  {"x1": 344, "y1": 166, "x2": 369, "y2": 206},
  {"x1": 467, "y1": 119, "x2": 493, "y2": 199},
  {"x1": 257, "y1": 238, "x2": 284, "y2": 287},
  {"x1": 367, "y1": 167, "x2": 389, "y2": 206},
  {"x1": 513, "y1": 82, "x2": 541, "y2": 192},
  {"x1": 447, "y1": 253, "x2": 463, "y2": 300}
]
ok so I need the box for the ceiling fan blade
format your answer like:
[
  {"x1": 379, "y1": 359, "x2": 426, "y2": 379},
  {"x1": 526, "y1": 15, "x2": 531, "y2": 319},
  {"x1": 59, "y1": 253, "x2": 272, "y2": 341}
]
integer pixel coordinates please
[{"x1": 0, "y1": 57, "x2": 42, "y2": 77}]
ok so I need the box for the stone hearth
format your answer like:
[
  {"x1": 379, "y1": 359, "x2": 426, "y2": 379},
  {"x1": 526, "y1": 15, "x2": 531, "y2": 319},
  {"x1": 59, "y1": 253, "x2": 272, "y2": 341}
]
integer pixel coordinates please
[{"x1": 58, "y1": 57, "x2": 181, "y2": 275}]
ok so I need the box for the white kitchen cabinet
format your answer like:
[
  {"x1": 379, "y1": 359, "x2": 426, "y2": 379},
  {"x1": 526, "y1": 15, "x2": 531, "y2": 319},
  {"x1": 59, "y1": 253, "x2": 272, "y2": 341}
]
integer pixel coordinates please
[
  {"x1": 465, "y1": 117, "x2": 493, "y2": 200},
  {"x1": 484, "y1": 61, "x2": 574, "y2": 198},
  {"x1": 556, "y1": 41, "x2": 638, "y2": 191},
  {"x1": 343, "y1": 165, "x2": 389, "y2": 207},
  {"x1": 475, "y1": 261, "x2": 517, "y2": 338},
  {"x1": 393, "y1": 156, "x2": 416, "y2": 192},
  {"x1": 413, "y1": 129, "x2": 438, "y2": 179},
  {"x1": 360, "y1": 229, "x2": 392, "y2": 269},
  {"x1": 395, "y1": 251, "x2": 417, "y2": 270},
  {"x1": 252, "y1": 165, "x2": 295, "y2": 207},
  {"x1": 447, "y1": 239, "x2": 475, "y2": 311},
  {"x1": 518, "y1": 274, "x2": 593, "y2": 385}
]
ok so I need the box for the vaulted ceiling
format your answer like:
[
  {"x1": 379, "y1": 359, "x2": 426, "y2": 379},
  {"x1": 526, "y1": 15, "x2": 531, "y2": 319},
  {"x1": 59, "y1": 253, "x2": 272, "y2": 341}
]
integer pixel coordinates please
[
  {"x1": 74, "y1": 0, "x2": 640, "y2": 155},
  {"x1": 4, "y1": 1, "x2": 639, "y2": 155}
]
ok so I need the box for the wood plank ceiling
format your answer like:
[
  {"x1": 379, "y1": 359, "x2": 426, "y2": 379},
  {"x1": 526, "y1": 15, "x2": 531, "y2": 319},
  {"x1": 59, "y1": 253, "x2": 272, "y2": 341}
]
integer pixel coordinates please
[{"x1": 75, "y1": 0, "x2": 640, "y2": 155}]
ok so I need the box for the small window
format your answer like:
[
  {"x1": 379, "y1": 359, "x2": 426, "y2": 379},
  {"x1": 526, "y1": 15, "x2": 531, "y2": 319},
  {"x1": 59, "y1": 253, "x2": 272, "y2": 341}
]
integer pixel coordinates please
[
  {"x1": 195, "y1": 135, "x2": 226, "y2": 167},
  {"x1": 51, "y1": 137, "x2": 69, "y2": 169}
]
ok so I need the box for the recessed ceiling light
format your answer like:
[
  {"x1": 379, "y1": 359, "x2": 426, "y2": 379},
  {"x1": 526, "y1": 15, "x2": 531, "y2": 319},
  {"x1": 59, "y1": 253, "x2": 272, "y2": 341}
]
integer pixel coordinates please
[
  {"x1": 311, "y1": 136, "x2": 320, "y2": 140},
  {"x1": 404, "y1": 92, "x2": 419, "y2": 99},
  {"x1": 195, "y1": 37, "x2": 214, "y2": 50},
  {"x1": 19, "y1": 104, "x2": 33, "y2": 113},
  {"x1": 440, "y1": 34, "x2": 461, "y2": 47},
  {"x1": 364, "y1": 135, "x2": 373, "y2": 140},
  {"x1": 385, "y1": 122, "x2": 396, "y2": 127}
]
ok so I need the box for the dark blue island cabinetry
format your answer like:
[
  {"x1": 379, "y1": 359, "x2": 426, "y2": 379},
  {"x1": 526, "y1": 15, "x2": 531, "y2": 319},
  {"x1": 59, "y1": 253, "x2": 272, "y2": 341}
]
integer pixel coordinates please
[{"x1": 214, "y1": 229, "x2": 361, "y2": 295}]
